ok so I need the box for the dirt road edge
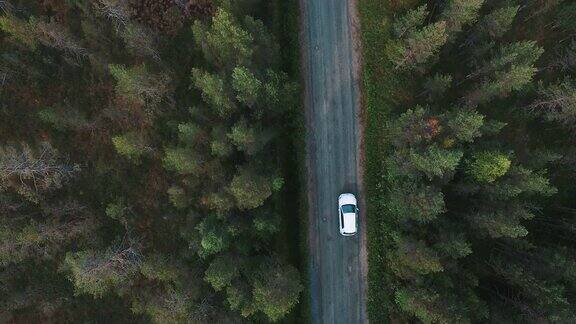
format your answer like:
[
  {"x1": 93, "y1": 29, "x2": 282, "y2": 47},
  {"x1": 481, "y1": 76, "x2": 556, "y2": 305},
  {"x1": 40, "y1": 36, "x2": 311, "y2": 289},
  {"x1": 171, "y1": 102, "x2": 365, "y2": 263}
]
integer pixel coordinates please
[{"x1": 348, "y1": 0, "x2": 369, "y2": 322}]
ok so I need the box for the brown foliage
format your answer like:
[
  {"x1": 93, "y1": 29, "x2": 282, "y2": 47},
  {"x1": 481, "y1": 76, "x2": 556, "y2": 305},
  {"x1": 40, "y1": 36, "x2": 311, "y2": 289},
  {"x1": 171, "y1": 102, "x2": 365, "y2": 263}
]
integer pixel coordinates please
[
  {"x1": 183, "y1": 0, "x2": 215, "y2": 19},
  {"x1": 138, "y1": 163, "x2": 169, "y2": 210},
  {"x1": 425, "y1": 117, "x2": 441, "y2": 139},
  {"x1": 129, "y1": 0, "x2": 184, "y2": 35},
  {"x1": 39, "y1": 0, "x2": 68, "y2": 23}
]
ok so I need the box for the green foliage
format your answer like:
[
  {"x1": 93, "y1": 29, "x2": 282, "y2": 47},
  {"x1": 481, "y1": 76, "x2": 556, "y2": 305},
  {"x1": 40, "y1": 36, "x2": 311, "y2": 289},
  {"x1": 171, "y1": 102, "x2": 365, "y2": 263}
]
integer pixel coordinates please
[
  {"x1": 177, "y1": 122, "x2": 200, "y2": 144},
  {"x1": 191, "y1": 68, "x2": 234, "y2": 117},
  {"x1": 63, "y1": 247, "x2": 140, "y2": 297},
  {"x1": 556, "y1": 3, "x2": 576, "y2": 32},
  {"x1": 229, "y1": 168, "x2": 273, "y2": 210},
  {"x1": 469, "y1": 65, "x2": 539, "y2": 107},
  {"x1": 167, "y1": 185, "x2": 188, "y2": 209},
  {"x1": 196, "y1": 215, "x2": 230, "y2": 258},
  {"x1": 408, "y1": 145, "x2": 463, "y2": 179},
  {"x1": 0, "y1": 14, "x2": 37, "y2": 49},
  {"x1": 0, "y1": 0, "x2": 302, "y2": 322},
  {"x1": 112, "y1": 132, "x2": 149, "y2": 162},
  {"x1": 390, "y1": 21, "x2": 448, "y2": 69},
  {"x1": 434, "y1": 234, "x2": 472, "y2": 259},
  {"x1": 139, "y1": 254, "x2": 180, "y2": 283},
  {"x1": 192, "y1": 8, "x2": 253, "y2": 68},
  {"x1": 422, "y1": 74, "x2": 452, "y2": 101},
  {"x1": 390, "y1": 236, "x2": 443, "y2": 278},
  {"x1": 489, "y1": 41, "x2": 544, "y2": 71},
  {"x1": 232, "y1": 66, "x2": 262, "y2": 107},
  {"x1": 475, "y1": 6, "x2": 519, "y2": 40},
  {"x1": 445, "y1": 109, "x2": 484, "y2": 142},
  {"x1": 393, "y1": 5, "x2": 428, "y2": 38},
  {"x1": 466, "y1": 151, "x2": 511, "y2": 183},
  {"x1": 441, "y1": 0, "x2": 484, "y2": 36},
  {"x1": 204, "y1": 254, "x2": 239, "y2": 291},
  {"x1": 109, "y1": 64, "x2": 169, "y2": 109},
  {"x1": 226, "y1": 282, "x2": 256, "y2": 317},
  {"x1": 362, "y1": 0, "x2": 576, "y2": 322},
  {"x1": 253, "y1": 260, "x2": 303, "y2": 322},
  {"x1": 105, "y1": 198, "x2": 128, "y2": 220},
  {"x1": 38, "y1": 106, "x2": 87, "y2": 131},
  {"x1": 388, "y1": 182, "x2": 445, "y2": 223},
  {"x1": 395, "y1": 286, "x2": 451, "y2": 324},
  {"x1": 163, "y1": 148, "x2": 199, "y2": 175},
  {"x1": 253, "y1": 211, "x2": 281, "y2": 238}
]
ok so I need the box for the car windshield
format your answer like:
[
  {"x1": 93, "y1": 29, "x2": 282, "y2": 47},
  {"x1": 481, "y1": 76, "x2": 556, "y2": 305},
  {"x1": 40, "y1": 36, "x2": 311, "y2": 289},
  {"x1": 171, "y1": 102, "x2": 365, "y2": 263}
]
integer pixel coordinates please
[{"x1": 341, "y1": 204, "x2": 356, "y2": 213}]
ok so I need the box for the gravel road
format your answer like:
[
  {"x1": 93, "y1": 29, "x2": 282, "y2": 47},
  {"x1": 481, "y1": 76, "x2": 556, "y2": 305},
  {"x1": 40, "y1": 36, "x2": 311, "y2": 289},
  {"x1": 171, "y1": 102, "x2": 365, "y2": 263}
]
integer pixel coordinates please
[{"x1": 299, "y1": 0, "x2": 367, "y2": 323}]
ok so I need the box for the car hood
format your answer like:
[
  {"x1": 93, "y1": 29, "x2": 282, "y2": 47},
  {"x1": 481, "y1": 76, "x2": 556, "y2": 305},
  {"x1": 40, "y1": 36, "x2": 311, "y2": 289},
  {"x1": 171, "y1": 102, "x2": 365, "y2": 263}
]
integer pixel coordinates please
[{"x1": 339, "y1": 193, "x2": 357, "y2": 205}]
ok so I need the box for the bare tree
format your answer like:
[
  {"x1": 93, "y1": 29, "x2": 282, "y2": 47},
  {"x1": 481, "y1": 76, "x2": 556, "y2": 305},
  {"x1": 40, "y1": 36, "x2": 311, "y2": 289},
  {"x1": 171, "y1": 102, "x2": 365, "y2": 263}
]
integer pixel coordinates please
[
  {"x1": 33, "y1": 20, "x2": 88, "y2": 62},
  {"x1": 93, "y1": 0, "x2": 130, "y2": 29},
  {"x1": 0, "y1": 142, "x2": 80, "y2": 203},
  {"x1": 0, "y1": 0, "x2": 13, "y2": 14}
]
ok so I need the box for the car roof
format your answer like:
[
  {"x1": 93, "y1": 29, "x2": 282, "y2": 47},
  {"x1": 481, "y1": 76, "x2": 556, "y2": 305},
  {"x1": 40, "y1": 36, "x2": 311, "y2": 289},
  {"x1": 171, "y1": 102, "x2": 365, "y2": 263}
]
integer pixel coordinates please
[{"x1": 342, "y1": 212, "x2": 356, "y2": 233}]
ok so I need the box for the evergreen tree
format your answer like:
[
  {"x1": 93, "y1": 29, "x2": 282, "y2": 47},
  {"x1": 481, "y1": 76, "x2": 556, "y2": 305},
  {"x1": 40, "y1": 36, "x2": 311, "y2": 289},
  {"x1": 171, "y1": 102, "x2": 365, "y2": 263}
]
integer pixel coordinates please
[
  {"x1": 228, "y1": 167, "x2": 274, "y2": 210},
  {"x1": 441, "y1": 0, "x2": 485, "y2": 36},
  {"x1": 109, "y1": 64, "x2": 170, "y2": 111},
  {"x1": 393, "y1": 5, "x2": 428, "y2": 38},
  {"x1": 63, "y1": 245, "x2": 141, "y2": 297},
  {"x1": 252, "y1": 258, "x2": 303, "y2": 322},
  {"x1": 474, "y1": 5, "x2": 519, "y2": 40},
  {"x1": 112, "y1": 132, "x2": 150, "y2": 162},
  {"x1": 390, "y1": 21, "x2": 448, "y2": 69},
  {"x1": 466, "y1": 151, "x2": 511, "y2": 183}
]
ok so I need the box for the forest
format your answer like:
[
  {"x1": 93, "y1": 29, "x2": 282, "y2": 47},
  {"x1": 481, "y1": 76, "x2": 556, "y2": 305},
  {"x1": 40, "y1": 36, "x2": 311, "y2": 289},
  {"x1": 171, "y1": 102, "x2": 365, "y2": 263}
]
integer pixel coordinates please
[
  {"x1": 0, "y1": 0, "x2": 304, "y2": 322},
  {"x1": 362, "y1": 0, "x2": 576, "y2": 322}
]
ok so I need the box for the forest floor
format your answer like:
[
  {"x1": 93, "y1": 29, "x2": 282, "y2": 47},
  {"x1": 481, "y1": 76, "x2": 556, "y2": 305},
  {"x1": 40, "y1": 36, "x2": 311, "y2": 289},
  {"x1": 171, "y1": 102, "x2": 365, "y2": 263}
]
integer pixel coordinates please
[{"x1": 299, "y1": 0, "x2": 368, "y2": 322}]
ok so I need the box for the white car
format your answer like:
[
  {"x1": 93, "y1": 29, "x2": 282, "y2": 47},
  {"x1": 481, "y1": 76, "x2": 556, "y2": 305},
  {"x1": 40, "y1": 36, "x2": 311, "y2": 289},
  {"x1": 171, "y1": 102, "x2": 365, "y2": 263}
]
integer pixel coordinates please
[{"x1": 338, "y1": 193, "x2": 358, "y2": 236}]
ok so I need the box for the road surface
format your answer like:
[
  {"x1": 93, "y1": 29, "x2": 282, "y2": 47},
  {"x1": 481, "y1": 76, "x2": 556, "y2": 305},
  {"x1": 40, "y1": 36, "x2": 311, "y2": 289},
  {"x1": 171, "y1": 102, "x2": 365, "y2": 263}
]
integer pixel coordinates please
[{"x1": 299, "y1": 0, "x2": 367, "y2": 322}]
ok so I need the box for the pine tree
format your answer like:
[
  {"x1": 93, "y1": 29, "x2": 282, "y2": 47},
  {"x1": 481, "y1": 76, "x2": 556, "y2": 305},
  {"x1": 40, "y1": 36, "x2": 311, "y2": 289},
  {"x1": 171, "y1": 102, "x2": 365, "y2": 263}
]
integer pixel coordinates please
[
  {"x1": 422, "y1": 73, "x2": 453, "y2": 101},
  {"x1": 232, "y1": 66, "x2": 262, "y2": 107},
  {"x1": 388, "y1": 181, "x2": 445, "y2": 223},
  {"x1": 63, "y1": 245, "x2": 141, "y2": 297},
  {"x1": 441, "y1": 0, "x2": 485, "y2": 36},
  {"x1": 191, "y1": 68, "x2": 235, "y2": 117},
  {"x1": 192, "y1": 8, "x2": 253, "y2": 68},
  {"x1": 465, "y1": 151, "x2": 511, "y2": 183},
  {"x1": 112, "y1": 132, "x2": 150, "y2": 162},
  {"x1": 195, "y1": 215, "x2": 231, "y2": 258},
  {"x1": 474, "y1": 6, "x2": 519, "y2": 40},
  {"x1": 163, "y1": 147, "x2": 199, "y2": 175},
  {"x1": 252, "y1": 257, "x2": 303, "y2": 322},
  {"x1": 0, "y1": 14, "x2": 38, "y2": 49},
  {"x1": 109, "y1": 64, "x2": 170, "y2": 110},
  {"x1": 444, "y1": 109, "x2": 484, "y2": 143},
  {"x1": 406, "y1": 145, "x2": 463, "y2": 180},
  {"x1": 228, "y1": 167, "x2": 273, "y2": 210},
  {"x1": 204, "y1": 254, "x2": 239, "y2": 291},
  {"x1": 390, "y1": 21, "x2": 448, "y2": 69},
  {"x1": 389, "y1": 236, "x2": 443, "y2": 279},
  {"x1": 467, "y1": 65, "x2": 539, "y2": 107},
  {"x1": 393, "y1": 5, "x2": 428, "y2": 38}
]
